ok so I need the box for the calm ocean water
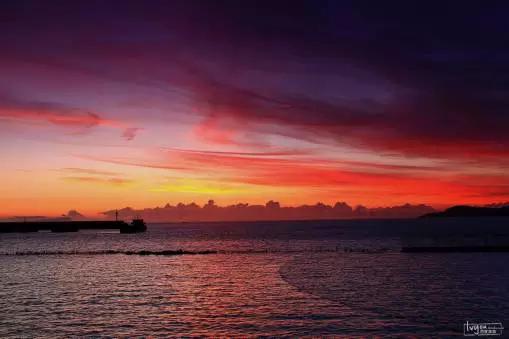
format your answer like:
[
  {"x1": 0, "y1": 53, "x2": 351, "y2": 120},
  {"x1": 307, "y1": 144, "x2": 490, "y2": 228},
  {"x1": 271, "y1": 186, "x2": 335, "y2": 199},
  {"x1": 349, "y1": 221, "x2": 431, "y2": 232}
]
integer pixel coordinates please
[{"x1": 1, "y1": 219, "x2": 508, "y2": 337}]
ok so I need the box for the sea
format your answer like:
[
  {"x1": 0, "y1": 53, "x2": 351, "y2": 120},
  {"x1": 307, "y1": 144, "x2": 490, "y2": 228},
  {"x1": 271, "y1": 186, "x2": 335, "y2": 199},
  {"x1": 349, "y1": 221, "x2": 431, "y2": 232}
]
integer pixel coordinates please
[{"x1": 1, "y1": 218, "x2": 508, "y2": 337}]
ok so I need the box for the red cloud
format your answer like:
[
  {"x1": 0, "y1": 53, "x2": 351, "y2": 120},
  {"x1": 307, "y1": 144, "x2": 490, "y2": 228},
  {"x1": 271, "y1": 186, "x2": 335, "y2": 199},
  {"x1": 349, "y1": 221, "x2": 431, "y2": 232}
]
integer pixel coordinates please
[
  {"x1": 122, "y1": 127, "x2": 143, "y2": 141},
  {"x1": 63, "y1": 176, "x2": 133, "y2": 185},
  {"x1": 0, "y1": 96, "x2": 141, "y2": 141},
  {"x1": 171, "y1": 61, "x2": 509, "y2": 163},
  {"x1": 58, "y1": 167, "x2": 133, "y2": 186}
]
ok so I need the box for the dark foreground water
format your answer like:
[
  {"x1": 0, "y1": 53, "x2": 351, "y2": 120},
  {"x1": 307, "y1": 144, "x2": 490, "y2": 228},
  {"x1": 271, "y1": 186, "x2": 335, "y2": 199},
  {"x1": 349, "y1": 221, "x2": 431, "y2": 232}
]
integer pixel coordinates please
[{"x1": 1, "y1": 219, "x2": 508, "y2": 337}]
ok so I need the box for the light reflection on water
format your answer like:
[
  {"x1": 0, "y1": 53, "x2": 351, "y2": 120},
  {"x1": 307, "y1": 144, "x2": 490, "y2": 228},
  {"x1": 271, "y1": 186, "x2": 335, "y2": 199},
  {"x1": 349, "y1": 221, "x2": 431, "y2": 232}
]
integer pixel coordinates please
[{"x1": 1, "y1": 220, "x2": 508, "y2": 336}]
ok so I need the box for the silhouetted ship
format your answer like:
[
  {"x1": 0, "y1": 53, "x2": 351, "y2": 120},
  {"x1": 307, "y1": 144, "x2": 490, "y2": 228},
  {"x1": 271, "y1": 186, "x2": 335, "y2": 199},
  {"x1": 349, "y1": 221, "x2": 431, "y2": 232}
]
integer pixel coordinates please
[{"x1": 0, "y1": 218, "x2": 147, "y2": 233}]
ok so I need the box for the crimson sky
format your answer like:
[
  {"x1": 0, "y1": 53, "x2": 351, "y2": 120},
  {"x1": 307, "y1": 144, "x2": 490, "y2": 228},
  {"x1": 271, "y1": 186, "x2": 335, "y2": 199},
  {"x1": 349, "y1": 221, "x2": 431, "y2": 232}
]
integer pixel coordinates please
[{"x1": 1, "y1": 1, "x2": 508, "y2": 216}]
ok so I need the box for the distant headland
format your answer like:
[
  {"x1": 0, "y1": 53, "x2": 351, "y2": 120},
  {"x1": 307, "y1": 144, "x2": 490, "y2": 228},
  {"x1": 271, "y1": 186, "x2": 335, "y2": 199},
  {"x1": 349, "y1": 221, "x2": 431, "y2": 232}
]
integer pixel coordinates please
[{"x1": 421, "y1": 205, "x2": 509, "y2": 218}]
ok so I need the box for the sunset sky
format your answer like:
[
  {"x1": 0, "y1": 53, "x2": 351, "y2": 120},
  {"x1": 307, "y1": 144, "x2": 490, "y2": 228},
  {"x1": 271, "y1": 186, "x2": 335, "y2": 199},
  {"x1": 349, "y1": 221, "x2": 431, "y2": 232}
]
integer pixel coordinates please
[{"x1": 1, "y1": 1, "x2": 509, "y2": 217}]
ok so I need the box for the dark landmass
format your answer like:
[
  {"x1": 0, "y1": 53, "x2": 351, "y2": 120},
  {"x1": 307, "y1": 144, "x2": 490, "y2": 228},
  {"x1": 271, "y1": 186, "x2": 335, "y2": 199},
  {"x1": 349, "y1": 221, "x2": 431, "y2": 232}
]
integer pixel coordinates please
[
  {"x1": 0, "y1": 210, "x2": 87, "y2": 223},
  {"x1": 420, "y1": 205, "x2": 509, "y2": 218},
  {"x1": 102, "y1": 201, "x2": 436, "y2": 222}
]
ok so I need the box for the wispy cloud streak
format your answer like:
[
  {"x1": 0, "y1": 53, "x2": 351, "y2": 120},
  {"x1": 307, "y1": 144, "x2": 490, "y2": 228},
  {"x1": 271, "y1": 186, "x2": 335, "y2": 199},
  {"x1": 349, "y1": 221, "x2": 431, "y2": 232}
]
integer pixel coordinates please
[{"x1": 0, "y1": 95, "x2": 141, "y2": 140}]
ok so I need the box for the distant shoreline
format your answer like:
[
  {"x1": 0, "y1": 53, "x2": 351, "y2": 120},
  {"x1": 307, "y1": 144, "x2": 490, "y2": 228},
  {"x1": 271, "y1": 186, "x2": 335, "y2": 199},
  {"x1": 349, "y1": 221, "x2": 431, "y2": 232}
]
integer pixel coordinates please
[{"x1": 421, "y1": 205, "x2": 509, "y2": 218}]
